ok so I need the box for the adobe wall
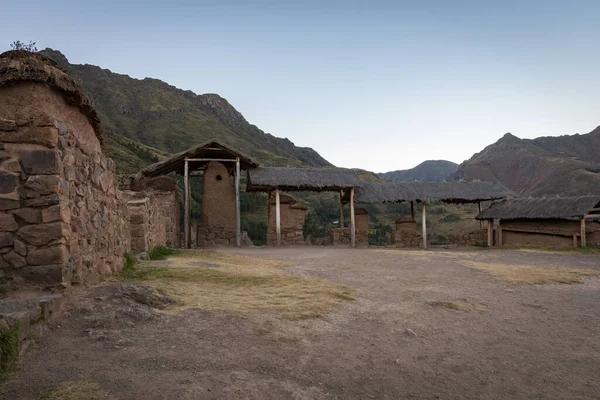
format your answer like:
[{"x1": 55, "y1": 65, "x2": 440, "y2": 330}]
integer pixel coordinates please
[
  {"x1": 197, "y1": 161, "x2": 236, "y2": 247},
  {"x1": 0, "y1": 84, "x2": 129, "y2": 287},
  {"x1": 500, "y1": 218, "x2": 600, "y2": 248},
  {"x1": 125, "y1": 179, "x2": 180, "y2": 254},
  {"x1": 331, "y1": 208, "x2": 369, "y2": 247},
  {"x1": 267, "y1": 195, "x2": 307, "y2": 245},
  {"x1": 391, "y1": 217, "x2": 423, "y2": 248}
]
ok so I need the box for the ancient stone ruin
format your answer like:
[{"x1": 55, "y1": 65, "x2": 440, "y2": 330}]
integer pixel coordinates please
[
  {"x1": 267, "y1": 194, "x2": 307, "y2": 245},
  {"x1": 331, "y1": 207, "x2": 369, "y2": 247}
]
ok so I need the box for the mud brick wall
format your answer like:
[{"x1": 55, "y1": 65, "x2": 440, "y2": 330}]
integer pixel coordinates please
[
  {"x1": 330, "y1": 208, "x2": 369, "y2": 247},
  {"x1": 447, "y1": 229, "x2": 487, "y2": 247},
  {"x1": 267, "y1": 195, "x2": 307, "y2": 246},
  {"x1": 0, "y1": 83, "x2": 130, "y2": 287},
  {"x1": 126, "y1": 185, "x2": 180, "y2": 253},
  {"x1": 499, "y1": 219, "x2": 600, "y2": 248}
]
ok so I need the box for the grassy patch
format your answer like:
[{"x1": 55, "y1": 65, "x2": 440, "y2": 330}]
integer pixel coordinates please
[
  {"x1": 41, "y1": 380, "x2": 116, "y2": 400},
  {"x1": 148, "y1": 246, "x2": 179, "y2": 260},
  {"x1": 0, "y1": 327, "x2": 19, "y2": 383},
  {"x1": 460, "y1": 260, "x2": 600, "y2": 285},
  {"x1": 124, "y1": 250, "x2": 354, "y2": 320}
]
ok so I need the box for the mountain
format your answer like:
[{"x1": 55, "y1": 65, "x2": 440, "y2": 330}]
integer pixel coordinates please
[
  {"x1": 453, "y1": 127, "x2": 600, "y2": 196},
  {"x1": 39, "y1": 48, "x2": 331, "y2": 173},
  {"x1": 378, "y1": 160, "x2": 458, "y2": 183}
]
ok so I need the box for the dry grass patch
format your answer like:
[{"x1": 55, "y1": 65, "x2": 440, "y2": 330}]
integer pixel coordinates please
[
  {"x1": 376, "y1": 249, "x2": 476, "y2": 260},
  {"x1": 131, "y1": 250, "x2": 354, "y2": 320},
  {"x1": 459, "y1": 260, "x2": 600, "y2": 285},
  {"x1": 41, "y1": 380, "x2": 116, "y2": 400}
]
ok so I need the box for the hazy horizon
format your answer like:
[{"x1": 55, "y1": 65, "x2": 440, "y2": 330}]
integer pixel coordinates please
[{"x1": 2, "y1": 0, "x2": 599, "y2": 171}]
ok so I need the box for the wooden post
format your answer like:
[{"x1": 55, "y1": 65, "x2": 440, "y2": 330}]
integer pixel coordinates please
[
  {"x1": 487, "y1": 220, "x2": 493, "y2": 247},
  {"x1": 410, "y1": 201, "x2": 415, "y2": 220},
  {"x1": 275, "y1": 188, "x2": 281, "y2": 247},
  {"x1": 350, "y1": 187, "x2": 356, "y2": 248},
  {"x1": 573, "y1": 233, "x2": 578, "y2": 248},
  {"x1": 498, "y1": 221, "x2": 503, "y2": 248},
  {"x1": 184, "y1": 160, "x2": 190, "y2": 249},
  {"x1": 421, "y1": 202, "x2": 427, "y2": 249},
  {"x1": 235, "y1": 158, "x2": 241, "y2": 247},
  {"x1": 339, "y1": 190, "x2": 345, "y2": 228},
  {"x1": 478, "y1": 202, "x2": 482, "y2": 230},
  {"x1": 580, "y1": 218, "x2": 586, "y2": 248}
]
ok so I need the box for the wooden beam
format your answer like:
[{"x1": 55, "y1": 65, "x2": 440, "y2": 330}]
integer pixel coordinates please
[
  {"x1": 487, "y1": 220, "x2": 493, "y2": 247},
  {"x1": 580, "y1": 218, "x2": 586, "y2": 248},
  {"x1": 185, "y1": 158, "x2": 239, "y2": 163},
  {"x1": 478, "y1": 202, "x2": 482, "y2": 230},
  {"x1": 184, "y1": 160, "x2": 190, "y2": 249},
  {"x1": 421, "y1": 202, "x2": 427, "y2": 249},
  {"x1": 235, "y1": 158, "x2": 241, "y2": 247},
  {"x1": 339, "y1": 190, "x2": 345, "y2": 228},
  {"x1": 275, "y1": 188, "x2": 281, "y2": 247},
  {"x1": 410, "y1": 201, "x2": 415, "y2": 220},
  {"x1": 350, "y1": 188, "x2": 356, "y2": 248},
  {"x1": 498, "y1": 221, "x2": 503, "y2": 248},
  {"x1": 573, "y1": 233, "x2": 578, "y2": 248}
]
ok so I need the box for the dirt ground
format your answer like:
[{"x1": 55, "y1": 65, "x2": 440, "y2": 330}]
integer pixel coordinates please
[{"x1": 2, "y1": 248, "x2": 600, "y2": 400}]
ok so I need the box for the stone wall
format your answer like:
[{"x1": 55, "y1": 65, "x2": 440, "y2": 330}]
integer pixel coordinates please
[
  {"x1": 391, "y1": 217, "x2": 424, "y2": 248},
  {"x1": 0, "y1": 84, "x2": 129, "y2": 287},
  {"x1": 447, "y1": 229, "x2": 487, "y2": 247},
  {"x1": 330, "y1": 208, "x2": 369, "y2": 247},
  {"x1": 267, "y1": 194, "x2": 307, "y2": 245}
]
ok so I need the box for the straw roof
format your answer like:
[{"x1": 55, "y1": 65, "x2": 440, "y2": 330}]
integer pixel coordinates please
[
  {"x1": 0, "y1": 50, "x2": 102, "y2": 140},
  {"x1": 476, "y1": 196, "x2": 600, "y2": 220},
  {"x1": 138, "y1": 140, "x2": 259, "y2": 178},
  {"x1": 356, "y1": 181, "x2": 514, "y2": 204},
  {"x1": 247, "y1": 167, "x2": 362, "y2": 192}
]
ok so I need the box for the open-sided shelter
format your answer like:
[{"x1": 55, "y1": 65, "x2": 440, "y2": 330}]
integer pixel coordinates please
[
  {"x1": 247, "y1": 167, "x2": 363, "y2": 247},
  {"x1": 476, "y1": 196, "x2": 600, "y2": 248},
  {"x1": 354, "y1": 181, "x2": 514, "y2": 248},
  {"x1": 136, "y1": 140, "x2": 259, "y2": 248}
]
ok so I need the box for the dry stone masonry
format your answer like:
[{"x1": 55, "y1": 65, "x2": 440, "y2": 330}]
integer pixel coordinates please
[
  {"x1": 330, "y1": 208, "x2": 369, "y2": 247},
  {"x1": 267, "y1": 194, "x2": 307, "y2": 245}
]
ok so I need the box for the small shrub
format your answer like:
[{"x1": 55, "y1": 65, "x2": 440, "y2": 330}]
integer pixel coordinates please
[
  {"x1": 369, "y1": 223, "x2": 393, "y2": 246},
  {"x1": 122, "y1": 252, "x2": 137, "y2": 277},
  {"x1": 148, "y1": 246, "x2": 178, "y2": 260},
  {"x1": 441, "y1": 214, "x2": 461, "y2": 223},
  {"x1": 10, "y1": 40, "x2": 37, "y2": 52},
  {"x1": 428, "y1": 206, "x2": 447, "y2": 215},
  {"x1": 431, "y1": 234, "x2": 449, "y2": 245},
  {"x1": 241, "y1": 218, "x2": 267, "y2": 246},
  {"x1": 0, "y1": 326, "x2": 20, "y2": 382}
]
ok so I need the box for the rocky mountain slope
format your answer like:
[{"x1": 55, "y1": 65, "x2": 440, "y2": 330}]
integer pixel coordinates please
[
  {"x1": 453, "y1": 127, "x2": 600, "y2": 196},
  {"x1": 40, "y1": 49, "x2": 331, "y2": 173},
  {"x1": 378, "y1": 160, "x2": 458, "y2": 183}
]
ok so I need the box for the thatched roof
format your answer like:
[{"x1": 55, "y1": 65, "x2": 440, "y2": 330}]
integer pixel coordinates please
[
  {"x1": 247, "y1": 167, "x2": 362, "y2": 192},
  {"x1": 476, "y1": 196, "x2": 600, "y2": 220},
  {"x1": 0, "y1": 50, "x2": 102, "y2": 141},
  {"x1": 138, "y1": 140, "x2": 259, "y2": 178},
  {"x1": 356, "y1": 181, "x2": 514, "y2": 204}
]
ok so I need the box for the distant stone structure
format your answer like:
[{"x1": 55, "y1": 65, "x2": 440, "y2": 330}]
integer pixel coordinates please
[
  {"x1": 0, "y1": 50, "x2": 129, "y2": 287},
  {"x1": 267, "y1": 194, "x2": 307, "y2": 245},
  {"x1": 331, "y1": 208, "x2": 369, "y2": 247},
  {"x1": 391, "y1": 217, "x2": 424, "y2": 248}
]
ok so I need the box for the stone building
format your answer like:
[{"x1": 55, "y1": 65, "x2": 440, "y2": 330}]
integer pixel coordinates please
[
  {"x1": 267, "y1": 194, "x2": 307, "y2": 245},
  {"x1": 0, "y1": 50, "x2": 130, "y2": 287},
  {"x1": 477, "y1": 196, "x2": 600, "y2": 248}
]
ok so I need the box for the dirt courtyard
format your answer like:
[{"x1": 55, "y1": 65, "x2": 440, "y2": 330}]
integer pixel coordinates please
[{"x1": 2, "y1": 247, "x2": 600, "y2": 399}]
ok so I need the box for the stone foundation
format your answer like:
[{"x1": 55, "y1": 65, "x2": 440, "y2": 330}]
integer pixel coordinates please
[
  {"x1": 391, "y1": 217, "x2": 425, "y2": 248},
  {"x1": 267, "y1": 194, "x2": 307, "y2": 246},
  {"x1": 330, "y1": 208, "x2": 369, "y2": 247},
  {"x1": 447, "y1": 229, "x2": 487, "y2": 247}
]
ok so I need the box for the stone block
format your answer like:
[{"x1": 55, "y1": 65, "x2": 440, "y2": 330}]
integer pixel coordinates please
[
  {"x1": 22, "y1": 194, "x2": 61, "y2": 208},
  {"x1": 4, "y1": 312, "x2": 30, "y2": 342},
  {"x1": 18, "y1": 222, "x2": 66, "y2": 246},
  {"x1": 0, "y1": 213, "x2": 18, "y2": 232},
  {"x1": 0, "y1": 172, "x2": 18, "y2": 195},
  {"x1": 41, "y1": 204, "x2": 70, "y2": 223},
  {"x1": 0, "y1": 126, "x2": 58, "y2": 148},
  {"x1": 130, "y1": 214, "x2": 146, "y2": 224},
  {"x1": 11, "y1": 207, "x2": 41, "y2": 224},
  {"x1": 2, "y1": 158, "x2": 21, "y2": 173},
  {"x1": 4, "y1": 251, "x2": 26, "y2": 268},
  {"x1": 20, "y1": 149, "x2": 61, "y2": 175},
  {"x1": 130, "y1": 224, "x2": 146, "y2": 237},
  {"x1": 0, "y1": 198, "x2": 20, "y2": 211},
  {"x1": 0, "y1": 119, "x2": 17, "y2": 132},
  {"x1": 13, "y1": 239, "x2": 26, "y2": 256},
  {"x1": 20, "y1": 264, "x2": 71, "y2": 286},
  {"x1": 23, "y1": 175, "x2": 68, "y2": 198},
  {"x1": 131, "y1": 237, "x2": 147, "y2": 252},
  {"x1": 26, "y1": 245, "x2": 69, "y2": 265},
  {"x1": 0, "y1": 232, "x2": 14, "y2": 248}
]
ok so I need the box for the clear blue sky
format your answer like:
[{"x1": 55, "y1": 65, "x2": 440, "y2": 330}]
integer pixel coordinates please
[{"x1": 2, "y1": 0, "x2": 599, "y2": 172}]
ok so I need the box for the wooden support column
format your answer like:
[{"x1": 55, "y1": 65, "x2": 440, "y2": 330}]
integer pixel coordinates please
[
  {"x1": 275, "y1": 188, "x2": 281, "y2": 247},
  {"x1": 487, "y1": 220, "x2": 493, "y2": 247},
  {"x1": 235, "y1": 158, "x2": 241, "y2": 247},
  {"x1": 478, "y1": 202, "x2": 482, "y2": 230},
  {"x1": 498, "y1": 221, "x2": 503, "y2": 248},
  {"x1": 339, "y1": 190, "x2": 345, "y2": 228},
  {"x1": 580, "y1": 218, "x2": 586, "y2": 248},
  {"x1": 350, "y1": 188, "x2": 356, "y2": 248},
  {"x1": 184, "y1": 160, "x2": 191, "y2": 249},
  {"x1": 573, "y1": 233, "x2": 578, "y2": 248},
  {"x1": 410, "y1": 201, "x2": 415, "y2": 220},
  {"x1": 421, "y1": 202, "x2": 427, "y2": 249}
]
